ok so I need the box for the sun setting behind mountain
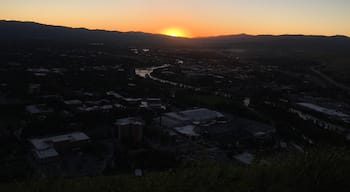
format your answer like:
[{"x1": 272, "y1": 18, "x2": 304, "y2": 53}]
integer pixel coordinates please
[
  {"x1": 161, "y1": 27, "x2": 190, "y2": 37},
  {"x1": 1, "y1": 0, "x2": 350, "y2": 191}
]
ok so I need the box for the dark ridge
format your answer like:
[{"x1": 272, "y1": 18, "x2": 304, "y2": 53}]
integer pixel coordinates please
[{"x1": 1, "y1": 20, "x2": 349, "y2": 51}]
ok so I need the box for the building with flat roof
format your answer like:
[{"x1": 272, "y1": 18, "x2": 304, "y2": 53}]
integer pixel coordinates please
[
  {"x1": 174, "y1": 125, "x2": 200, "y2": 140},
  {"x1": 29, "y1": 132, "x2": 90, "y2": 162},
  {"x1": 154, "y1": 108, "x2": 225, "y2": 140},
  {"x1": 64, "y1": 100, "x2": 83, "y2": 106},
  {"x1": 26, "y1": 104, "x2": 55, "y2": 121},
  {"x1": 26, "y1": 104, "x2": 54, "y2": 115},
  {"x1": 139, "y1": 98, "x2": 165, "y2": 110},
  {"x1": 156, "y1": 108, "x2": 225, "y2": 129}
]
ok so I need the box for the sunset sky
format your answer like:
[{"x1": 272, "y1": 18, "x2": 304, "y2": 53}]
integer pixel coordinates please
[{"x1": 1, "y1": 0, "x2": 350, "y2": 37}]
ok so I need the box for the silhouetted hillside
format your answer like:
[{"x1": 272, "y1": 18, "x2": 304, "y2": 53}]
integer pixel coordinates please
[
  {"x1": 194, "y1": 34, "x2": 350, "y2": 52},
  {"x1": 0, "y1": 20, "x2": 193, "y2": 47},
  {"x1": 1, "y1": 20, "x2": 350, "y2": 51}
]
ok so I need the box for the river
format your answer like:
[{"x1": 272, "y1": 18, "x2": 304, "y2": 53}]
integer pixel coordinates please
[
  {"x1": 135, "y1": 65, "x2": 240, "y2": 99},
  {"x1": 135, "y1": 64, "x2": 171, "y2": 78},
  {"x1": 135, "y1": 64, "x2": 201, "y2": 91}
]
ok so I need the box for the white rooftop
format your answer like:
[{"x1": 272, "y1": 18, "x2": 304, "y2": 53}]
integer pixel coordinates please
[
  {"x1": 159, "y1": 108, "x2": 225, "y2": 129},
  {"x1": 180, "y1": 108, "x2": 224, "y2": 122},
  {"x1": 64, "y1": 100, "x2": 83, "y2": 105},
  {"x1": 115, "y1": 117, "x2": 144, "y2": 126},
  {"x1": 166, "y1": 112, "x2": 190, "y2": 122},
  {"x1": 29, "y1": 132, "x2": 90, "y2": 159},
  {"x1": 174, "y1": 125, "x2": 199, "y2": 137},
  {"x1": 234, "y1": 152, "x2": 255, "y2": 165},
  {"x1": 26, "y1": 104, "x2": 54, "y2": 114},
  {"x1": 34, "y1": 148, "x2": 59, "y2": 159}
]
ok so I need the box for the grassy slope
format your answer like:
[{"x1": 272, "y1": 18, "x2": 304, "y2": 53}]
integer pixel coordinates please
[{"x1": 1, "y1": 148, "x2": 350, "y2": 192}]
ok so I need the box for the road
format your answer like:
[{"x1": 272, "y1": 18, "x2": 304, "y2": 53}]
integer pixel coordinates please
[{"x1": 311, "y1": 66, "x2": 350, "y2": 93}]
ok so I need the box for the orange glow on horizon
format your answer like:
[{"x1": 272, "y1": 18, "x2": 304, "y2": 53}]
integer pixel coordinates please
[
  {"x1": 1, "y1": 0, "x2": 350, "y2": 37},
  {"x1": 160, "y1": 27, "x2": 191, "y2": 37}
]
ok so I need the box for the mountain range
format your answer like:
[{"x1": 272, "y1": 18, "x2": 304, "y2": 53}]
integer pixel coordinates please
[{"x1": 1, "y1": 20, "x2": 350, "y2": 51}]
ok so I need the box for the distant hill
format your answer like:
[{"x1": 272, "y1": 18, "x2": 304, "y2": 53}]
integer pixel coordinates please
[
  {"x1": 0, "y1": 20, "x2": 193, "y2": 47},
  {"x1": 1, "y1": 20, "x2": 350, "y2": 51},
  {"x1": 193, "y1": 34, "x2": 350, "y2": 52}
]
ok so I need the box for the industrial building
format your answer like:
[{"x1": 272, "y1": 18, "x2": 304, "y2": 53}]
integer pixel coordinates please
[
  {"x1": 139, "y1": 98, "x2": 165, "y2": 110},
  {"x1": 26, "y1": 104, "x2": 55, "y2": 120},
  {"x1": 114, "y1": 117, "x2": 145, "y2": 146},
  {"x1": 26, "y1": 104, "x2": 54, "y2": 116},
  {"x1": 29, "y1": 132, "x2": 90, "y2": 163},
  {"x1": 154, "y1": 108, "x2": 225, "y2": 139}
]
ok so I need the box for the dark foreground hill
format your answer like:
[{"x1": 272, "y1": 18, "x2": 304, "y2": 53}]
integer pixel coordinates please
[
  {"x1": 1, "y1": 148, "x2": 350, "y2": 192},
  {"x1": 1, "y1": 20, "x2": 350, "y2": 51}
]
